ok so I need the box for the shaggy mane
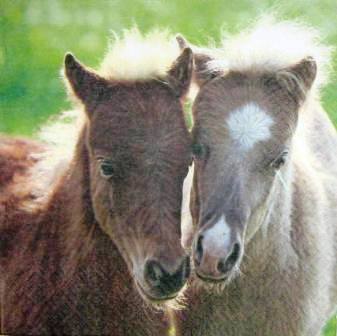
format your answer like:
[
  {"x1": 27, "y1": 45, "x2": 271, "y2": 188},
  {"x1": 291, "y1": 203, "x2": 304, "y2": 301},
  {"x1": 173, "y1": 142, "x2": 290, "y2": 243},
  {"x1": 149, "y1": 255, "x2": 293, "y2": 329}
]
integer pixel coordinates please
[
  {"x1": 99, "y1": 28, "x2": 180, "y2": 80},
  {"x1": 208, "y1": 16, "x2": 333, "y2": 90},
  {"x1": 23, "y1": 110, "x2": 84, "y2": 208}
]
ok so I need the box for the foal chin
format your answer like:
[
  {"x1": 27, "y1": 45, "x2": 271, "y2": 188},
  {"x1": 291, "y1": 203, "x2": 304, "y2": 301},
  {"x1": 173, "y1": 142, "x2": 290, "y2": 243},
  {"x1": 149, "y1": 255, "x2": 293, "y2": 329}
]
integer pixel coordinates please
[{"x1": 98, "y1": 213, "x2": 190, "y2": 305}]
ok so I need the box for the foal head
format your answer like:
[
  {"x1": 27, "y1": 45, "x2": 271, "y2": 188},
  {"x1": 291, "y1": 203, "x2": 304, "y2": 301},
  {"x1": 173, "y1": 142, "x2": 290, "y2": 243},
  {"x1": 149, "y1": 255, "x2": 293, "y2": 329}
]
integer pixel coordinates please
[
  {"x1": 64, "y1": 31, "x2": 193, "y2": 302},
  {"x1": 179, "y1": 20, "x2": 324, "y2": 284}
]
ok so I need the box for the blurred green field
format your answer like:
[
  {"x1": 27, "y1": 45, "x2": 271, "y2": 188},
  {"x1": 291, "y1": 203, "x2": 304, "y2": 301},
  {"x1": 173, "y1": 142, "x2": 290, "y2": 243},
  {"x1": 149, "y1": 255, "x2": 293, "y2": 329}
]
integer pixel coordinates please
[
  {"x1": 1, "y1": 0, "x2": 337, "y2": 334},
  {"x1": 1, "y1": 0, "x2": 337, "y2": 136}
]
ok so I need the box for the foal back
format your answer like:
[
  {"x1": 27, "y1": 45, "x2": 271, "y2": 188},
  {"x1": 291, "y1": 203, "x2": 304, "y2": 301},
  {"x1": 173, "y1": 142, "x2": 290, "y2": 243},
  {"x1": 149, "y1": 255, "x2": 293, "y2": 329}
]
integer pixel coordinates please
[
  {"x1": 0, "y1": 136, "x2": 44, "y2": 261},
  {"x1": 0, "y1": 136, "x2": 42, "y2": 189}
]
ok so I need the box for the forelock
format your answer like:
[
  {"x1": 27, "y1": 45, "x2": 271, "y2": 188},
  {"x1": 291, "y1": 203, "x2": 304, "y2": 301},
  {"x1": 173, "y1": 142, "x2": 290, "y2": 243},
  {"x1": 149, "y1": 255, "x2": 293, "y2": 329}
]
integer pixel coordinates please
[
  {"x1": 207, "y1": 15, "x2": 333, "y2": 91},
  {"x1": 99, "y1": 28, "x2": 180, "y2": 81}
]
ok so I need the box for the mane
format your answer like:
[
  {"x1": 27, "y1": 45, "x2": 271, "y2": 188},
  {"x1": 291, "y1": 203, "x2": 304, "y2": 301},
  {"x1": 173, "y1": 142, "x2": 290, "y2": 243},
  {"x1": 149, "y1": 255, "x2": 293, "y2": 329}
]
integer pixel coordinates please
[
  {"x1": 99, "y1": 28, "x2": 180, "y2": 80},
  {"x1": 23, "y1": 109, "x2": 85, "y2": 208},
  {"x1": 208, "y1": 16, "x2": 334, "y2": 90},
  {"x1": 25, "y1": 28, "x2": 180, "y2": 209}
]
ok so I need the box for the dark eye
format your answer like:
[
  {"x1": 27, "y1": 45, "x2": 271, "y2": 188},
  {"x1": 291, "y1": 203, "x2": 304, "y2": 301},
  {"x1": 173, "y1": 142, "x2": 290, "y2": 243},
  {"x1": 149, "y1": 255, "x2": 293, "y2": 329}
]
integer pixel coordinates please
[
  {"x1": 100, "y1": 160, "x2": 114, "y2": 178},
  {"x1": 271, "y1": 150, "x2": 289, "y2": 169},
  {"x1": 192, "y1": 143, "x2": 208, "y2": 159}
]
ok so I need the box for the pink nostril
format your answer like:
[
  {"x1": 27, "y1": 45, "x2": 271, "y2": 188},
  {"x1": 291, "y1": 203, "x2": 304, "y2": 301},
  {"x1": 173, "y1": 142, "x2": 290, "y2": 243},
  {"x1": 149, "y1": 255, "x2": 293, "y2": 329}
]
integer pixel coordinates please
[
  {"x1": 217, "y1": 243, "x2": 241, "y2": 274},
  {"x1": 145, "y1": 260, "x2": 164, "y2": 285}
]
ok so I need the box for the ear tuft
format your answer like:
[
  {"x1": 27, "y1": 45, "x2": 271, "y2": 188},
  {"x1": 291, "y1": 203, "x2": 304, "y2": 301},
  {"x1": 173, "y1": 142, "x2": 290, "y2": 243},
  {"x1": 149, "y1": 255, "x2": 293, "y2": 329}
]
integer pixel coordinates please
[{"x1": 167, "y1": 47, "x2": 193, "y2": 98}]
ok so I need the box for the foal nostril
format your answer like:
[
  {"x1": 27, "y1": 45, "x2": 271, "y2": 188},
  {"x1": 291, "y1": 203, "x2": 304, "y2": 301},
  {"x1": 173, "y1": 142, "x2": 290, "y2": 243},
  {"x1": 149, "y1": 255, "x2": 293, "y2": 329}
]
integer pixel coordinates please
[
  {"x1": 217, "y1": 242, "x2": 241, "y2": 274},
  {"x1": 195, "y1": 235, "x2": 204, "y2": 266},
  {"x1": 144, "y1": 256, "x2": 190, "y2": 297},
  {"x1": 145, "y1": 260, "x2": 164, "y2": 286}
]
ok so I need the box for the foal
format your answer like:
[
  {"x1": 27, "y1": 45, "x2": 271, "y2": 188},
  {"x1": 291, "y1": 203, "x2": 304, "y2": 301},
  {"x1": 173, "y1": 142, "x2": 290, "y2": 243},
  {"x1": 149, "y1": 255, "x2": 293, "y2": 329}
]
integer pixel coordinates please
[
  {"x1": 178, "y1": 20, "x2": 337, "y2": 335},
  {"x1": 1, "y1": 30, "x2": 193, "y2": 335}
]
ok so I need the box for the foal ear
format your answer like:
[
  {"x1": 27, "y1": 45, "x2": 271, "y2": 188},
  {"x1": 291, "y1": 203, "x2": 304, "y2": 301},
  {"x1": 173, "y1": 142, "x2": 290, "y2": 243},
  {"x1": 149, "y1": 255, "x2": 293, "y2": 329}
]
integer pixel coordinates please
[
  {"x1": 194, "y1": 53, "x2": 224, "y2": 86},
  {"x1": 167, "y1": 47, "x2": 193, "y2": 98},
  {"x1": 64, "y1": 53, "x2": 107, "y2": 107},
  {"x1": 277, "y1": 57, "x2": 317, "y2": 104},
  {"x1": 175, "y1": 35, "x2": 223, "y2": 87},
  {"x1": 176, "y1": 34, "x2": 189, "y2": 50}
]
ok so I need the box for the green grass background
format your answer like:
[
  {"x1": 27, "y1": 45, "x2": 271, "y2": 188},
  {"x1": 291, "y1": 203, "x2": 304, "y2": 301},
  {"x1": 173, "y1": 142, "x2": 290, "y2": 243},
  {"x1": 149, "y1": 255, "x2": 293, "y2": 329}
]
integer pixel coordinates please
[{"x1": 1, "y1": 0, "x2": 337, "y2": 334}]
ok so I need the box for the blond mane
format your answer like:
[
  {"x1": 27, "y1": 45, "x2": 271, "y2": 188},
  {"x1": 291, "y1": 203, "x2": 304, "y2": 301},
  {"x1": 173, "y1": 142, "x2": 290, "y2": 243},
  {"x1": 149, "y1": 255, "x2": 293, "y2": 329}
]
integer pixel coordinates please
[
  {"x1": 99, "y1": 28, "x2": 180, "y2": 80},
  {"x1": 208, "y1": 16, "x2": 333, "y2": 90}
]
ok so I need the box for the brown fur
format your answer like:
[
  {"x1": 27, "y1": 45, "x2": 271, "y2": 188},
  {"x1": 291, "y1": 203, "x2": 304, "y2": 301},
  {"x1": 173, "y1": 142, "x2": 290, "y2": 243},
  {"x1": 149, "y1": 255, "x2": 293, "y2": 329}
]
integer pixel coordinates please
[
  {"x1": 1, "y1": 47, "x2": 193, "y2": 334},
  {"x1": 1, "y1": 133, "x2": 169, "y2": 335},
  {"x1": 0, "y1": 136, "x2": 42, "y2": 188},
  {"x1": 0, "y1": 137, "x2": 44, "y2": 264}
]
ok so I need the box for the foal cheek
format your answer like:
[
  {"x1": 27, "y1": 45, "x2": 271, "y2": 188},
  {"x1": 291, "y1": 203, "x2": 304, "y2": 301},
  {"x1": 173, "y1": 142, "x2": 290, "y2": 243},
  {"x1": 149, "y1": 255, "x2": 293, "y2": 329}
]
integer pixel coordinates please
[{"x1": 91, "y1": 182, "x2": 115, "y2": 232}]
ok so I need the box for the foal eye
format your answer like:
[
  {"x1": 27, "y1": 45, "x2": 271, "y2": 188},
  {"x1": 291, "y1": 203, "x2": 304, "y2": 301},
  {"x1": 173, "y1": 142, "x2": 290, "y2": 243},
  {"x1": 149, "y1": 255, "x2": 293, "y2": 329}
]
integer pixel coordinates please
[
  {"x1": 192, "y1": 143, "x2": 207, "y2": 159},
  {"x1": 100, "y1": 160, "x2": 114, "y2": 178},
  {"x1": 271, "y1": 150, "x2": 289, "y2": 169}
]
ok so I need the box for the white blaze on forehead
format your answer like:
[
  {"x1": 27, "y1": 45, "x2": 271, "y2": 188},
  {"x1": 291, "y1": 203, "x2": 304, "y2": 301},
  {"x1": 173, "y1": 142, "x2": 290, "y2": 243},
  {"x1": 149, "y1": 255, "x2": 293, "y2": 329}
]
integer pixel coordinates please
[
  {"x1": 202, "y1": 216, "x2": 231, "y2": 258},
  {"x1": 226, "y1": 103, "x2": 274, "y2": 150}
]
